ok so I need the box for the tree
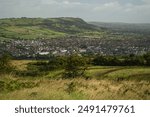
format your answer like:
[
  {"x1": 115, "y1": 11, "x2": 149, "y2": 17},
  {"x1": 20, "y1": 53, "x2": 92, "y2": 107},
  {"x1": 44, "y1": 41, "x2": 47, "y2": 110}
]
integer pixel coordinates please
[
  {"x1": 0, "y1": 54, "x2": 14, "y2": 73},
  {"x1": 144, "y1": 52, "x2": 150, "y2": 66},
  {"x1": 48, "y1": 56, "x2": 66, "y2": 70},
  {"x1": 123, "y1": 54, "x2": 145, "y2": 66},
  {"x1": 92, "y1": 55, "x2": 108, "y2": 66},
  {"x1": 63, "y1": 54, "x2": 87, "y2": 78}
]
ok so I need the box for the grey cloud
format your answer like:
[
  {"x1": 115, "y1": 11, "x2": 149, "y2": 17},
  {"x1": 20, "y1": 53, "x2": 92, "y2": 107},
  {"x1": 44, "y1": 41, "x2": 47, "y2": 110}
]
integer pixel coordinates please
[{"x1": 0, "y1": 0, "x2": 150, "y2": 23}]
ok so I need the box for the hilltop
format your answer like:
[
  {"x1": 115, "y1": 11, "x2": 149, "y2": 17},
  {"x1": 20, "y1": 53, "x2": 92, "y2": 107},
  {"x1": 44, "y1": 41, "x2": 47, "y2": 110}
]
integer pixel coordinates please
[{"x1": 0, "y1": 17, "x2": 102, "y2": 40}]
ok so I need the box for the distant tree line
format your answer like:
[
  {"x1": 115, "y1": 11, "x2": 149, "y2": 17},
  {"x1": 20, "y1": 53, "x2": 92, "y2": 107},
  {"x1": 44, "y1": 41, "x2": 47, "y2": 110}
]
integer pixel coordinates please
[
  {"x1": 92, "y1": 53, "x2": 150, "y2": 66},
  {"x1": 0, "y1": 52, "x2": 150, "y2": 78}
]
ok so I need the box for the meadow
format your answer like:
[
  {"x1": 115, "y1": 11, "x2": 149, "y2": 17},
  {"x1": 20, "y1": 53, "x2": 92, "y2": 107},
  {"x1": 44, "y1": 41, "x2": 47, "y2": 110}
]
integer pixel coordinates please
[{"x1": 0, "y1": 60, "x2": 149, "y2": 100}]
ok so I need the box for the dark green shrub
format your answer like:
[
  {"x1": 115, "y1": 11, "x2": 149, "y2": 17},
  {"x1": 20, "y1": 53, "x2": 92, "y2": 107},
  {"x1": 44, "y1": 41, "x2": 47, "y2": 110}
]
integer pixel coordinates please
[
  {"x1": 144, "y1": 52, "x2": 150, "y2": 66},
  {"x1": 0, "y1": 80, "x2": 39, "y2": 92},
  {"x1": 6, "y1": 80, "x2": 21, "y2": 91},
  {"x1": 0, "y1": 81, "x2": 6, "y2": 92},
  {"x1": 63, "y1": 55, "x2": 87, "y2": 78},
  {"x1": 123, "y1": 54, "x2": 145, "y2": 66},
  {"x1": 0, "y1": 54, "x2": 14, "y2": 74}
]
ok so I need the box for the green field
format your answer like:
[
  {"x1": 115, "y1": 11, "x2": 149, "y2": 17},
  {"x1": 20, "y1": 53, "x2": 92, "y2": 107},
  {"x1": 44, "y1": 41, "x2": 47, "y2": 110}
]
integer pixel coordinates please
[
  {"x1": 0, "y1": 17, "x2": 104, "y2": 40},
  {"x1": 0, "y1": 60, "x2": 150, "y2": 100}
]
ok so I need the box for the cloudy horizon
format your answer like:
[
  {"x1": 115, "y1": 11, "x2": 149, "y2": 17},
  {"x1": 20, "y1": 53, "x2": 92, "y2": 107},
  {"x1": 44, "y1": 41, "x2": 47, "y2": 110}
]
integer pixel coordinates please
[{"x1": 0, "y1": 0, "x2": 150, "y2": 23}]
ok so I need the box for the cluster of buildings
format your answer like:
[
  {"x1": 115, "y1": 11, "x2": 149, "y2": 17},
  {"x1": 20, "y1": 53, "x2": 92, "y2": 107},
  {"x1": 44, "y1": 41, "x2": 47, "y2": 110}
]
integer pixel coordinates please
[{"x1": 0, "y1": 36, "x2": 150, "y2": 58}]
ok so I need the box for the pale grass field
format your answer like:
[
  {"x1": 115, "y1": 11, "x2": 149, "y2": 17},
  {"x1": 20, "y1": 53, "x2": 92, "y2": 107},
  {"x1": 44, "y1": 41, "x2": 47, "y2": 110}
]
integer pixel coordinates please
[
  {"x1": 0, "y1": 77, "x2": 149, "y2": 100},
  {"x1": 0, "y1": 60, "x2": 150, "y2": 100}
]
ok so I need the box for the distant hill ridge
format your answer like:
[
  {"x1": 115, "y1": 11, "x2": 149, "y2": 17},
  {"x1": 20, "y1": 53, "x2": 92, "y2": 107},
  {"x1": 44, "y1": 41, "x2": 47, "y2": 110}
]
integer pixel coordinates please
[
  {"x1": 0, "y1": 17, "x2": 102, "y2": 40},
  {"x1": 89, "y1": 22, "x2": 150, "y2": 34}
]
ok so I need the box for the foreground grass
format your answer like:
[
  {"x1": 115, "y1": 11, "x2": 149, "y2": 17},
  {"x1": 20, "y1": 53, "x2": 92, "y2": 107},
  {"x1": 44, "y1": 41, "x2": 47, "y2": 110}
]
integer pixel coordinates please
[
  {"x1": 0, "y1": 62, "x2": 150, "y2": 100},
  {"x1": 0, "y1": 76, "x2": 149, "y2": 100}
]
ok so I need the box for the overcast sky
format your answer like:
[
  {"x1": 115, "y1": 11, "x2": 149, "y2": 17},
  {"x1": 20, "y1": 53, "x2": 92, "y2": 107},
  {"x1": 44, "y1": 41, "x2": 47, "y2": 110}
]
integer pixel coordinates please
[{"x1": 0, "y1": 0, "x2": 150, "y2": 23}]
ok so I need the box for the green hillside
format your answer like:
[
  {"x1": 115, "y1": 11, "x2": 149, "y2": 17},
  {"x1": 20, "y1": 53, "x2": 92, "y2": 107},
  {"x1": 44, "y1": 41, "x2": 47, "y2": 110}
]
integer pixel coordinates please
[{"x1": 0, "y1": 17, "x2": 101, "y2": 40}]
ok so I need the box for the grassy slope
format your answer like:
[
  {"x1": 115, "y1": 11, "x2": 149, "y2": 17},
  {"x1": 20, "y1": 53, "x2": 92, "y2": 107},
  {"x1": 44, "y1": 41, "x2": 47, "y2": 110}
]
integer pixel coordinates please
[
  {"x1": 0, "y1": 60, "x2": 150, "y2": 100},
  {"x1": 0, "y1": 17, "x2": 102, "y2": 40}
]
